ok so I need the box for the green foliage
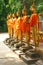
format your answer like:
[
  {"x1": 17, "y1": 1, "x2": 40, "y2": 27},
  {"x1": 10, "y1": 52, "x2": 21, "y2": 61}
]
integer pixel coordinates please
[
  {"x1": 0, "y1": 0, "x2": 5, "y2": 15},
  {"x1": 37, "y1": 2, "x2": 43, "y2": 13},
  {"x1": 9, "y1": 0, "x2": 23, "y2": 13}
]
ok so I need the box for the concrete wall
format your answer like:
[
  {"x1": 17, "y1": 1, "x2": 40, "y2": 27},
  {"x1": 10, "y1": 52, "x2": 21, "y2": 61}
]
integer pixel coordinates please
[
  {"x1": 39, "y1": 16, "x2": 43, "y2": 31},
  {"x1": 40, "y1": 22, "x2": 43, "y2": 31}
]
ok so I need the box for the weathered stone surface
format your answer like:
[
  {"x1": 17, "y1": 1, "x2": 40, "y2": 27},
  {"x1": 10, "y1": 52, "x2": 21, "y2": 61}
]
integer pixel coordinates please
[
  {"x1": 20, "y1": 55, "x2": 38, "y2": 64},
  {"x1": 15, "y1": 50, "x2": 25, "y2": 56},
  {"x1": 15, "y1": 43, "x2": 25, "y2": 48},
  {"x1": 25, "y1": 50, "x2": 40, "y2": 59}
]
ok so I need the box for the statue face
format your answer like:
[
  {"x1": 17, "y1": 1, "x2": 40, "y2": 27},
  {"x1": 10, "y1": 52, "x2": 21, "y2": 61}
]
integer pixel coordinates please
[
  {"x1": 17, "y1": 12, "x2": 21, "y2": 17},
  {"x1": 31, "y1": 8, "x2": 36, "y2": 13},
  {"x1": 13, "y1": 14, "x2": 16, "y2": 18},
  {"x1": 22, "y1": 10, "x2": 27, "y2": 15}
]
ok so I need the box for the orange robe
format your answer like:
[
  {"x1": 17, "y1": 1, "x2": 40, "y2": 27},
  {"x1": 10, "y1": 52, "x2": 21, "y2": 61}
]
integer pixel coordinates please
[
  {"x1": 15, "y1": 17, "x2": 23, "y2": 31},
  {"x1": 30, "y1": 13, "x2": 40, "y2": 30},
  {"x1": 12, "y1": 18, "x2": 17, "y2": 29},
  {"x1": 13, "y1": 18, "x2": 17, "y2": 31},
  {"x1": 7, "y1": 19, "x2": 11, "y2": 27},
  {"x1": 7, "y1": 18, "x2": 14, "y2": 28},
  {"x1": 7, "y1": 18, "x2": 13, "y2": 37},
  {"x1": 7, "y1": 18, "x2": 16, "y2": 28},
  {"x1": 22, "y1": 16, "x2": 30, "y2": 33}
]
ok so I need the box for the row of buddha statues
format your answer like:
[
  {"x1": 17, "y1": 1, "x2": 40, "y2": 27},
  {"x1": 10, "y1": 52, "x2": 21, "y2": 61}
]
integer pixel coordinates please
[{"x1": 6, "y1": 3, "x2": 40, "y2": 48}]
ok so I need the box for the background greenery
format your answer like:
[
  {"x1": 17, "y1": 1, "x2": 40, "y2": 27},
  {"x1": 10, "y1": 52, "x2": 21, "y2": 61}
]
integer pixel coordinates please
[{"x1": 0, "y1": 0, "x2": 43, "y2": 32}]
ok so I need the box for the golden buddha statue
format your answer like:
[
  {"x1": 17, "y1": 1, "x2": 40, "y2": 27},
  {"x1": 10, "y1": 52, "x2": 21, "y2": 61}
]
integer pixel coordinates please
[{"x1": 30, "y1": 2, "x2": 39, "y2": 47}]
